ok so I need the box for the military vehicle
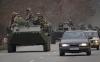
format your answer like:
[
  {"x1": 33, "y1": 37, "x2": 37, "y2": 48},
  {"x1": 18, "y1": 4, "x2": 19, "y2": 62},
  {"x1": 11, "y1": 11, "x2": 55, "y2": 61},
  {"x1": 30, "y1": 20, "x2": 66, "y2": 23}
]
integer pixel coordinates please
[
  {"x1": 50, "y1": 22, "x2": 70, "y2": 44},
  {"x1": 51, "y1": 31, "x2": 64, "y2": 44},
  {"x1": 7, "y1": 21, "x2": 51, "y2": 53}
]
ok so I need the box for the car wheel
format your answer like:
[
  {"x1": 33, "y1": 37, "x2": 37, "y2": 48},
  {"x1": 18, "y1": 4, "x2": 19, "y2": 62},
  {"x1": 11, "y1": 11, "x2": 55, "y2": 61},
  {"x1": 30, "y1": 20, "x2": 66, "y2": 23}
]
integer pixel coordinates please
[
  {"x1": 97, "y1": 46, "x2": 99, "y2": 50},
  {"x1": 86, "y1": 49, "x2": 91, "y2": 56},
  {"x1": 59, "y1": 51, "x2": 65, "y2": 56}
]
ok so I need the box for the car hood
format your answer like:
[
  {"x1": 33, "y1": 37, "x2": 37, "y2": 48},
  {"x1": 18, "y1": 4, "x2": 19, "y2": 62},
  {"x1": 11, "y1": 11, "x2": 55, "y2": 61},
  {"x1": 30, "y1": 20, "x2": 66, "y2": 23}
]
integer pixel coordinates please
[{"x1": 61, "y1": 39, "x2": 88, "y2": 44}]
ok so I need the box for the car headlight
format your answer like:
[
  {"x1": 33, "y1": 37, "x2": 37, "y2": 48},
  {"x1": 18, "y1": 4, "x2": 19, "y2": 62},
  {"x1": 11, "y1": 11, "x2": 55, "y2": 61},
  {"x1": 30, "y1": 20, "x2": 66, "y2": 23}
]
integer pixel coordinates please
[
  {"x1": 95, "y1": 40, "x2": 98, "y2": 43},
  {"x1": 62, "y1": 44, "x2": 69, "y2": 47},
  {"x1": 80, "y1": 43, "x2": 87, "y2": 46}
]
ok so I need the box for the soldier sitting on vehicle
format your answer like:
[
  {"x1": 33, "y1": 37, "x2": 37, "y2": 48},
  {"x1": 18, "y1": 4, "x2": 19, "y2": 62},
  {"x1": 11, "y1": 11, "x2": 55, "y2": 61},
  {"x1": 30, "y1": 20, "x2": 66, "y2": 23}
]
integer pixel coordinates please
[
  {"x1": 39, "y1": 16, "x2": 47, "y2": 27},
  {"x1": 11, "y1": 12, "x2": 19, "y2": 26},
  {"x1": 42, "y1": 20, "x2": 49, "y2": 32},
  {"x1": 7, "y1": 12, "x2": 18, "y2": 33},
  {"x1": 11, "y1": 12, "x2": 26, "y2": 27},
  {"x1": 33, "y1": 13, "x2": 48, "y2": 27},
  {"x1": 32, "y1": 13, "x2": 41, "y2": 25},
  {"x1": 25, "y1": 8, "x2": 34, "y2": 22}
]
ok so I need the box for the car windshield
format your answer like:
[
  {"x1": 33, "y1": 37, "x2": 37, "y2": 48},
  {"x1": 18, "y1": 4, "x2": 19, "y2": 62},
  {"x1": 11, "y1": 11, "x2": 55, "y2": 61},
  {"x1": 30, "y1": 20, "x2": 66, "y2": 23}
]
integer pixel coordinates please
[{"x1": 62, "y1": 31, "x2": 86, "y2": 39}]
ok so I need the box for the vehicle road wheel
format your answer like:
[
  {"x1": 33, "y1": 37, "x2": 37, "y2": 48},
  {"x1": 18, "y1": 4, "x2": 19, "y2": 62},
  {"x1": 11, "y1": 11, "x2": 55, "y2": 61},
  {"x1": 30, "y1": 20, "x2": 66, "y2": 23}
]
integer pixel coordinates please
[
  {"x1": 97, "y1": 46, "x2": 99, "y2": 50},
  {"x1": 51, "y1": 39, "x2": 56, "y2": 44},
  {"x1": 60, "y1": 51, "x2": 65, "y2": 56},
  {"x1": 43, "y1": 43, "x2": 50, "y2": 52},
  {"x1": 8, "y1": 44, "x2": 16, "y2": 53},
  {"x1": 86, "y1": 49, "x2": 91, "y2": 56}
]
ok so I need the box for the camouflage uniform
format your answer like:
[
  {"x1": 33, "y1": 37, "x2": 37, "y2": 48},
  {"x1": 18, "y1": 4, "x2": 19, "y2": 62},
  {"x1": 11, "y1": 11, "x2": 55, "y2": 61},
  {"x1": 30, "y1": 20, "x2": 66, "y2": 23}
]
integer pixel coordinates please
[
  {"x1": 12, "y1": 13, "x2": 25, "y2": 27},
  {"x1": 11, "y1": 12, "x2": 18, "y2": 25},
  {"x1": 25, "y1": 8, "x2": 34, "y2": 22},
  {"x1": 14, "y1": 15, "x2": 24, "y2": 22},
  {"x1": 33, "y1": 14, "x2": 42, "y2": 25},
  {"x1": 34, "y1": 13, "x2": 48, "y2": 27},
  {"x1": 39, "y1": 16, "x2": 47, "y2": 27},
  {"x1": 36, "y1": 14, "x2": 49, "y2": 32}
]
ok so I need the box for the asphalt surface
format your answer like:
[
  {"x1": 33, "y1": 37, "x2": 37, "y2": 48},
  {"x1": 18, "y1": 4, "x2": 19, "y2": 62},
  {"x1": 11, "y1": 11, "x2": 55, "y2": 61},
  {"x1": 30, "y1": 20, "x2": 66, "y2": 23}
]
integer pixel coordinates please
[{"x1": 0, "y1": 43, "x2": 100, "y2": 62}]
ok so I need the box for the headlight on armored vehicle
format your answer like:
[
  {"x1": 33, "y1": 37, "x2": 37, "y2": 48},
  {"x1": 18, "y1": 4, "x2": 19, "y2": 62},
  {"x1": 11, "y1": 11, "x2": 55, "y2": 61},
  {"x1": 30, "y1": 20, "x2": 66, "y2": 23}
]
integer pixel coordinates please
[
  {"x1": 79, "y1": 43, "x2": 87, "y2": 46},
  {"x1": 62, "y1": 44, "x2": 69, "y2": 47}
]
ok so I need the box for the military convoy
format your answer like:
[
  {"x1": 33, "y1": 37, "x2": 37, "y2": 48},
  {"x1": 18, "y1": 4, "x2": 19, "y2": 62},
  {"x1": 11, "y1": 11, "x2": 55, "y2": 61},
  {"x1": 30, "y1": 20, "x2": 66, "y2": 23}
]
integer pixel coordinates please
[{"x1": 6, "y1": 8, "x2": 100, "y2": 53}]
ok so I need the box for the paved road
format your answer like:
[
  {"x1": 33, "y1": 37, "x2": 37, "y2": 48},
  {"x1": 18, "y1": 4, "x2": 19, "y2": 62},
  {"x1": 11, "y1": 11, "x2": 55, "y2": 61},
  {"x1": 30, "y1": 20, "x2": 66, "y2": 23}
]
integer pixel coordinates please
[{"x1": 0, "y1": 43, "x2": 100, "y2": 62}]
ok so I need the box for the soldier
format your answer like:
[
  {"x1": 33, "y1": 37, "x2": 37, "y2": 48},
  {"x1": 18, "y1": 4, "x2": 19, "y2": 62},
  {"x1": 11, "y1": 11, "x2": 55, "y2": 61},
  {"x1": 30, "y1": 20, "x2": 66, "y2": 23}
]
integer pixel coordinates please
[
  {"x1": 39, "y1": 16, "x2": 47, "y2": 26},
  {"x1": 68, "y1": 19, "x2": 73, "y2": 27},
  {"x1": 14, "y1": 13, "x2": 23, "y2": 21},
  {"x1": 34, "y1": 13, "x2": 47, "y2": 26},
  {"x1": 12, "y1": 13, "x2": 25, "y2": 27},
  {"x1": 63, "y1": 22, "x2": 70, "y2": 31},
  {"x1": 25, "y1": 8, "x2": 33, "y2": 22},
  {"x1": 32, "y1": 12, "x2": 41, "y2": 25},
  {"x1": 11, "y1": 12, "x2": 19, "y2": 25}
]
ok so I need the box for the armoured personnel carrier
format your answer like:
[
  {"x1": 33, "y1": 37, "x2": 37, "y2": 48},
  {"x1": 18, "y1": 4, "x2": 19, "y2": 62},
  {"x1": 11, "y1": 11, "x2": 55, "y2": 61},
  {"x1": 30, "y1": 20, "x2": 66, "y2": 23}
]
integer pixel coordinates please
[{"x1": 7, "y1": 21, "x2": 51, "y2": 53}]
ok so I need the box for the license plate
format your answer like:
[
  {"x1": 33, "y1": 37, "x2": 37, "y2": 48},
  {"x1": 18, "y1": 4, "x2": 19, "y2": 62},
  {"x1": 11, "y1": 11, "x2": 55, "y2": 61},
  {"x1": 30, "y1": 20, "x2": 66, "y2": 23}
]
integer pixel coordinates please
[{"x1": 70, "y1": 48, "x2": 79, "y2": 50}]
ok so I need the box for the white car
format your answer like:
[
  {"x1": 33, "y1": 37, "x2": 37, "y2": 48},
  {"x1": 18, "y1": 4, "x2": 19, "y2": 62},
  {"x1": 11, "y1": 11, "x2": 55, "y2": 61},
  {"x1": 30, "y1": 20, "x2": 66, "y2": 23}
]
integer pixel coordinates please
[{"x1": 83, "y1": 30, "x2": 100, "y2": 50}]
